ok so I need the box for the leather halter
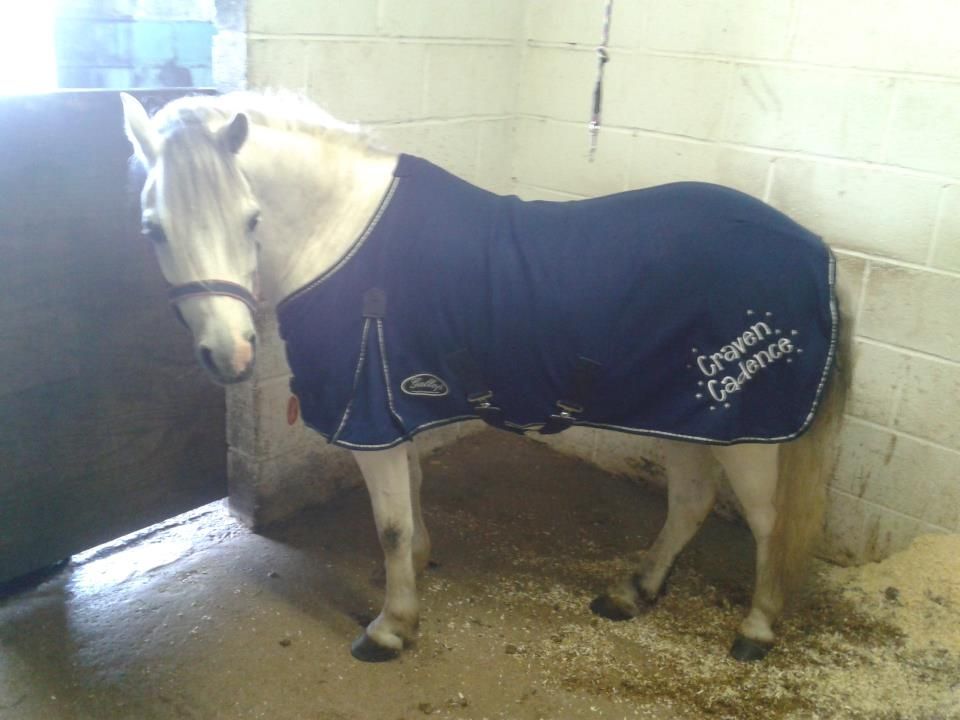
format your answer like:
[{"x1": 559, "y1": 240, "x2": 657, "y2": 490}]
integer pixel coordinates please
[{"x1": 167, "y1": 280, "x2": 258, "y2": 325}]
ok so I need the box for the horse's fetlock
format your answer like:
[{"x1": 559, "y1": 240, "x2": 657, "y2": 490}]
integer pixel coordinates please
[
  {"x1": 631, "y1": 572, "x2": 664, "y2": 605},
  {"x1": 364, "y1": 626, "x2": 404, "y2": 651},
  {"x1": 739, "y1": 608, "x2": 776, "y2": 645},
  {"x1": 368, "y1": 610, "x2": 416, "y2": 646},
  {"x1": 381, "y1": 601, "x2": 419, "y2": 636}
]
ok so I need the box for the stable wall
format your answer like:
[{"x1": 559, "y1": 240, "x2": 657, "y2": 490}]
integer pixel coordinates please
[
  {"x1": 246, "y1": 0, "x2": 521, "y2": 192},
  {"x1": 516, "y1": 0, "x2": 960, "y2": 563},
  {"x1": 232, "y1": 0, "x2": 959, "y2": 563},
  {"x1": 229, "y1": 0, "x2": 521, "y2": 526}
]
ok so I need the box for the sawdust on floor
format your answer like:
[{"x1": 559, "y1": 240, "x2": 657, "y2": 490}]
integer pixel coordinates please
[{"x1": 465, "y1": 531, "x2": 960, "y2": 720}]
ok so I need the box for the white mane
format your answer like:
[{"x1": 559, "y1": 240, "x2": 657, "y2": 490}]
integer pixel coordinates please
[{"x1": 152, "y1": 91, "x2": 367, "y2": 147}]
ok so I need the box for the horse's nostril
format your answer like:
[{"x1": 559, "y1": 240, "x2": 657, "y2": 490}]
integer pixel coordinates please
[
  {"x1": 199, "y1": 345, "x2": 217, "y2": 373},
  {"x1": 247, "y1": 333, "x2": 257, "y2": 349}
]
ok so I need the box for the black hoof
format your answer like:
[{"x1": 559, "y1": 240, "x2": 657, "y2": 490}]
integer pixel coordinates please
[
  {"x1": 350, "y1": 632, "x2": 400, "y2": 663},
  {"x1": 589, "y1": 595, "x2": 636, "y2": 621},
  {"x1": 730, "y1": 635, "x2": 772, "y2": 662}
]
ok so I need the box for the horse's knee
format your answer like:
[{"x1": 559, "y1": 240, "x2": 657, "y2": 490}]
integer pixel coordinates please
[{"x1": 378, "y1": 522, "x2": 404, "y2": 550}]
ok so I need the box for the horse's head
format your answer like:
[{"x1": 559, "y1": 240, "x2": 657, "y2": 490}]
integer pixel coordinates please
[{"x1": 121, "y1": 93, "x2": 261, "y2": 385}]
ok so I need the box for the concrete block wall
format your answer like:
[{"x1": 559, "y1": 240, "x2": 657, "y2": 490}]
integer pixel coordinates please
[
  {"x1": 230, "y1": 0, "x2": 520, "y2": 526},
  {"x1": 246, "y1": 0, "x2": 522, "y2": 192},
  {"x1": 516, "y1": 0, "x2": 960, "y2": 563},
  {"x1": 234, "y1": 0, "x2": 958, "y2": 562}
]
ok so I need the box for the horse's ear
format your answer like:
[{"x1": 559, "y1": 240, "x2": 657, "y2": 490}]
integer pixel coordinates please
[
  {"x1": 120, "y1": 92, "x2": 158, "y2": 167},
  {"x1": 220, "y1": 113, "x2": 248, "y2": 154}
]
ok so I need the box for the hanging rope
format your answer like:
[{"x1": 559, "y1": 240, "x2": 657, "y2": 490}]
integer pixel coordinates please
[{"x1": 588, "y1": 0, "x2": 614, "y2": 162}]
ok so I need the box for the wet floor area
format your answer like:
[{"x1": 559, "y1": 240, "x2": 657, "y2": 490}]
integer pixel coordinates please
[{"x1": 2, "y1": 431, "x2": 955, "y2": 719}]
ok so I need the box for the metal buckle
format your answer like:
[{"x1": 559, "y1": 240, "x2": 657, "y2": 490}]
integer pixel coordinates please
[
  {"x1": 539, "y1": 401, "x2": 582, "y2": 435},
  {"x1": 556, "y1": 400, "x2": 584, "y2": 415},
  {"x1": 540, "y1": 413, "x2": 574, "y2": 435},
  {"x1": 469, "y1": 394, "x2": 505, "y2": 428}
]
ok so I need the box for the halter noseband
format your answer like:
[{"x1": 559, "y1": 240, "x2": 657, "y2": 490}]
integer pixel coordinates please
[{"x1": 167, "y1": 280, "x2": 258, "y2": 325}]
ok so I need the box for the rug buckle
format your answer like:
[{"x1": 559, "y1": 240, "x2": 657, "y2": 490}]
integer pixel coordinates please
[
  {"x1": 468, "y1": 392, "x2": 506, "y2": 428},
  {"x1": 540, "y1": 406, "x2": 579, "y2": 435},
  {"x1": 539, "y1": 357, "x2": 600, "y2": 435}
]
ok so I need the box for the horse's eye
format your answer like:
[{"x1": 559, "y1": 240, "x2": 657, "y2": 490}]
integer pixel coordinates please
[
  {"x1": 141, "y1": 221, "x2": 167, "y2": 244},
  {"x1": 247, "y1": 212, "x2": 261, "y2": 233}
]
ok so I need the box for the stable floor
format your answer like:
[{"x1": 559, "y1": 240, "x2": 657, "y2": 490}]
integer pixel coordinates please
[{"x1": 1, "y1": 432, "x2": 956, "y2": 720}]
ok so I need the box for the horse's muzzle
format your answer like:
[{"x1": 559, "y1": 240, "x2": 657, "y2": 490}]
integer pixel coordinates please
[{"x1": 198, "y1": 334, "x2": 257, "y2": 385}]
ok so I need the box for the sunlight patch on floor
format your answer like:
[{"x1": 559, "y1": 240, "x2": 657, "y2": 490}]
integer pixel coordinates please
[{"x1": 69, "y1": 501, "x2": 236, "y2": 594}]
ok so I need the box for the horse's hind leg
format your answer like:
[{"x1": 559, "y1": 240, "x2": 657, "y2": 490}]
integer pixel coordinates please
[
  {"x1": 351, "y1": 444, "x2": 420, "y2": 662},
  {"x1": 407, "y1": 441, "x2": 431, "y2": 574},
  {"x1": 592, "y1": 441, "x2": 716, "y2": 619},
  {"x1": 711, "y1": 443, "x2": 781, "y2": 661}
]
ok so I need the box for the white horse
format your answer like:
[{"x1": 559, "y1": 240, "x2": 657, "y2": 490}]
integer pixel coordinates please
[{"x1": 121, "y1": 92, "x2": 849, "y2": 663}]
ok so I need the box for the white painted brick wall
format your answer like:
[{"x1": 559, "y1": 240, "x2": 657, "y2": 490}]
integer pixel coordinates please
[
  {"x1": 246, "y1": 0, "x2": 522, "y2": 189},
  {"x1": 935, "y1": 186, "x2": 960, "y2": 272},
  {"x1": 642, "y1": 0, "x2": 793, "y2": 60},
  {"x1": 248, "y1": 1, "x2": 379, "y2": 36},
  {"x1": 721, "y1": 66, "x2": 893, "y2": 160},
  {"x1": 516, "y1": 0, "x2": 960, "y2": 563},
  {"x1": 767, "y1": 160, "x2": 942, "y2": 263},
  {"x1": 791, "y1": 0, "x2": 960, "y2": 77},
  {"x1": 231, "y1": 0, "x2": 521, "y2": 526},
  {"x1": 235, "y1": 0, "x2": 958, "y2": 562}
]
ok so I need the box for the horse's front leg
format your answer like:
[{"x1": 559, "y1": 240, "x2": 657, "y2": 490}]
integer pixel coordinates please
[{"x1": 351, "y1": 444, "x2": 419, "y2": 662}]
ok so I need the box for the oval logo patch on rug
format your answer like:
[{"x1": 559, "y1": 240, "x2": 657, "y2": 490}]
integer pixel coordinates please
[{"x1": 401, "y1": 373, "x2": 449, "y2": 397}]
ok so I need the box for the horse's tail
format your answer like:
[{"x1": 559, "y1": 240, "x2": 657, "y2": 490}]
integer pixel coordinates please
[{"x1": 772, "y1": 279, "x2": 853, "y2": 603}]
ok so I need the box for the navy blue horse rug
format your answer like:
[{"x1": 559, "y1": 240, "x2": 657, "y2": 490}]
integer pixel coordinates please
[{"x1": 277, "y1": 155, "x2": 838, "y2": 450}]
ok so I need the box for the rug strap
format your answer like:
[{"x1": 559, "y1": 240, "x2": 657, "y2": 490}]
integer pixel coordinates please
[
  {"x1": 446, "y1": 348, "x2": 515, "y2": 432},
  {"x1": 539, "y1": 356, "x2": 602, "y2": 435},
  {"x1": 361, "y1": 288, "x2": 407, "y2": 436}
]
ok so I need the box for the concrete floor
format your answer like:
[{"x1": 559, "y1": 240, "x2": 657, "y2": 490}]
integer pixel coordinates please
[
  {"x1": 0, "y1": 432, "x2": 761, "y2": 720},
  {"x1": 26, "y1": 432, "x2": 932, "y2": 720},
  {"x1": 4, "y1": 431, "x2": 955, "y2": 720}
]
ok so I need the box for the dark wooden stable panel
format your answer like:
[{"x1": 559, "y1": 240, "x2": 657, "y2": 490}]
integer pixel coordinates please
[{"x1": 0, "y1": 90, "x2": 225, "y2": 584}]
